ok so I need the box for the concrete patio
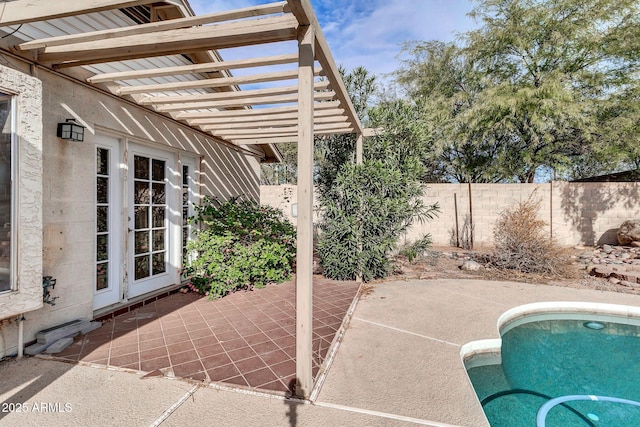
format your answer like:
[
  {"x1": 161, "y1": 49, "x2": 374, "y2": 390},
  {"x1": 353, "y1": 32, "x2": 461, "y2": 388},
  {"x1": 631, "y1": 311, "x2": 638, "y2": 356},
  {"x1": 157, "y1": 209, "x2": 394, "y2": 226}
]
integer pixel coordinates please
[{"x1": 3, "y1": 278, "x2": 640, "y2": 426}]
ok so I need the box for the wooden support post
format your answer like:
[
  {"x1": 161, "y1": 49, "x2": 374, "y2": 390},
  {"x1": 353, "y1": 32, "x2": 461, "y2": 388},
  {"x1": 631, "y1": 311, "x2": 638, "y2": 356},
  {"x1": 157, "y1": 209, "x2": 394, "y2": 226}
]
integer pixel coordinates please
[
  {"x1": 468, "y1": 182, "x2": 474, "y2": 250},
  {"x1": 356, "y1": 133, "x2": 363, "y2": 165},
  {"x1": 295, "y1": 24, "x2": 315, "y2": 399},
  {"x1": 356, "y1": 133, "x2": 363, "y2": 282}
]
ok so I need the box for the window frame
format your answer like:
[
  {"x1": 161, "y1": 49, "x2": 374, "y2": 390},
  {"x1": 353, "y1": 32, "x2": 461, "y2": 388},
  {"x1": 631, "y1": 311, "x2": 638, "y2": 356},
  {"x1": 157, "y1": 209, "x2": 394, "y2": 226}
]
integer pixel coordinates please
[{"x1": 0, "y1": 92, "x2": 17, "y2": 294}]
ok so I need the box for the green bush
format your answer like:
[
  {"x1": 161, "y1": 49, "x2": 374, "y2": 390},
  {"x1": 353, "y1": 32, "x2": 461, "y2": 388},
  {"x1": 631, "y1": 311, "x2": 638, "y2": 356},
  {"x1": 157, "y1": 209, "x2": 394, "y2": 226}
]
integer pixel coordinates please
[
  {"x1": 183, "y1": 196, "x2": 296, "y2": 299},
  {"x1": 398, "y1": 235, "x2": 434, "y2": 263},
  {"x1": 318, "y1": 161, "x2": 439, "y2": 281}
]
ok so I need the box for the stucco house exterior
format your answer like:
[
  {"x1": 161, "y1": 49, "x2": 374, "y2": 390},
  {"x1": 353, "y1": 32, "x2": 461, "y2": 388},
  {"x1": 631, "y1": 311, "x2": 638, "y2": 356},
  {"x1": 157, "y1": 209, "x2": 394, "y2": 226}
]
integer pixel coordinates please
[{"x1": 0, "y1": 2, "x2": 365, "y2": 396}]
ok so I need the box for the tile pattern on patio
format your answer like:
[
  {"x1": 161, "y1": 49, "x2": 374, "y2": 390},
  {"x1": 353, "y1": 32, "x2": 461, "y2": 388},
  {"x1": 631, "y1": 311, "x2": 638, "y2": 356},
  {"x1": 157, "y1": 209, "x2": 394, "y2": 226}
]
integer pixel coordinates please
[{"x1": 53, "y1": 278, "x2": 360, "y2": 394}]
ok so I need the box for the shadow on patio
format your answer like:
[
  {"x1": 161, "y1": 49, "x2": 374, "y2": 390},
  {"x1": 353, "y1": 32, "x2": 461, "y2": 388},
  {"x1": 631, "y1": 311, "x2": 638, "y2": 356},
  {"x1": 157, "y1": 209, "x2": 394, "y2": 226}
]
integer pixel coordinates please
[{"x1": 47, "y1": 277, "x2": 360, "y2": 395}]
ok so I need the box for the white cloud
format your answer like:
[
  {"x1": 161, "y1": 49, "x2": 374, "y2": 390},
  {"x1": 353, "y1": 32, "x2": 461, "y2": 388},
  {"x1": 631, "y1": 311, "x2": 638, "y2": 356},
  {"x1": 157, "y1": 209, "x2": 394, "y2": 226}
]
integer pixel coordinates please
[
  {"x1": 317, "y1": 0, "x2": 477, "y2": 78},
  {"x1": 188, "y1": 0, "x2": 478, "y2": 82}
]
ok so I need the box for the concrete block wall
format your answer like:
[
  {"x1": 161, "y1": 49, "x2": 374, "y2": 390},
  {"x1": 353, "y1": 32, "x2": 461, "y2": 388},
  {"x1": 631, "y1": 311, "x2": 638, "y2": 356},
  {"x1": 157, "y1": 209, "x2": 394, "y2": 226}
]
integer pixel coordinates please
[
  {"x1": 551, "y1": 182, "x2": 640, "y2": 247},
  {"x1": 414, "y1": 183, "x2": 552, "y2": 248},
  {"x1": 261, "y1": 181, "x2": 640, "y2": 249}
]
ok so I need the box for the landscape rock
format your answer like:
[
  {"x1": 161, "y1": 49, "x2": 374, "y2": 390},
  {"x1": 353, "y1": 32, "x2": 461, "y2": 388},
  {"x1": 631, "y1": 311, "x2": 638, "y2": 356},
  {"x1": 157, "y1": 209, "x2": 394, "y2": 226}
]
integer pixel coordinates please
[
  {"x1": 592, "y1": 266, "x2": 614, "y2": 278},
  {"x1": 585, "y1": 264, "x2": 598, "y2": 274},
  {"x1": 603, "y1": 244, "x2": 614, "y2": 254},
  {"x1": 617, "y1": 220, "x2": 640, "y2": 245},
  {"x1": 460, "y1": 260, "x2": 482, "y2": 271},
  {"x1": 632, "y1": 241, "x2": 640, "y2": 248},
  {"x1": 620, "y1": 280, "x2": 638, "y2": 288}
]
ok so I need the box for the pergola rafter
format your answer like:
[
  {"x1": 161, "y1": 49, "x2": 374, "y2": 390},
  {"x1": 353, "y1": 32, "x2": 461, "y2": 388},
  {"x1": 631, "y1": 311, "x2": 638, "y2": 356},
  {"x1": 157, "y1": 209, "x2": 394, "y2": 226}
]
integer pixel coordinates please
[
  {"x1": 140, "y1": 81, "x2": 331, "y2": 105},
  {"x1": 197, "y1": 115, "x2": 347, "y2": 129},
  {"x1": 18, "y1": 2, "x2": 289, "y2": 51},
  {"x1": 210, "y1": 123, "x2": 354, "y2": 136},
  {"x1": 117, "y1": 68, "x2": 323, "y2": 95},
  {"x1": 154, "y1": 91, "x2": 335, "y2": 112},
  {"x1": 185, "y1": 108, "x2": 345, "y2": 125},
  {"x1": 86, "y1": 53, "x2": 300, "y2": 83},
  {"x1": 33, "y1": 14, "x2": 300, "y2": 67}
]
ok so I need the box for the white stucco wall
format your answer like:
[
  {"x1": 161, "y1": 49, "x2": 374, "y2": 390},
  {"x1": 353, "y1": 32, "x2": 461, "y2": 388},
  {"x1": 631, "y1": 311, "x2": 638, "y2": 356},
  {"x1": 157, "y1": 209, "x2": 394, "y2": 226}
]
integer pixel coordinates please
[
  {"x1": 0, "y1": 56, "x2": 263, "y2": 356},
  {"x1": 0, "y1": 64, "x2": 43, "y2": 356}
]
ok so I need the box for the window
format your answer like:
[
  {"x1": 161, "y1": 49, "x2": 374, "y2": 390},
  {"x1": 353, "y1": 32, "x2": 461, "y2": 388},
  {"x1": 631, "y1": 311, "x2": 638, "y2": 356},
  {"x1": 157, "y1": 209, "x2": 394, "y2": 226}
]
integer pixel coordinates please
[
  {"x1": 0, "y1": 94, "x2": 14, "y2": 293},
  {"x1": 182, "y1": 164, "x2": 190, "y2": 263},
  {"x1": 96, "y1": 147, "x2": 110, "y2": 292},
  {"x1": 133, "y1": 155, "x2": 167, "y2": 280}
]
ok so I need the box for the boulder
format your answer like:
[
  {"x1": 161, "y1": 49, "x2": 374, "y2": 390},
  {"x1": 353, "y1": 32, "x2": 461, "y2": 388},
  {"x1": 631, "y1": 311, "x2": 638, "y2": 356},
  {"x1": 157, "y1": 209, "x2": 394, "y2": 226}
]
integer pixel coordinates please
[
  {"x1": 618, "y1": 220, "x2": 640, "y2": 245},
  {"x1": 460, "y1": 260, "x2": 482, "y2": 271}
]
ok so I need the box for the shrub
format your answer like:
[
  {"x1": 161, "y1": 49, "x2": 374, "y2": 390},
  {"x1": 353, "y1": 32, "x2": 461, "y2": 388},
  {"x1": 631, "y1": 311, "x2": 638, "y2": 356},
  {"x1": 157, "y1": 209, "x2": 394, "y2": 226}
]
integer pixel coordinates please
[
  {"x1": 317, "y1": 161, "x2": 439, "y2": 281},
  {"x1": 398, "y1": 235, "x2": 434, "y2": 263},
  {"x1": 183, "y1": 196, "x2": 296, "y2": 299},
  {"x1": 491, "y1": 196, "x2": 567, "y2": 275}
]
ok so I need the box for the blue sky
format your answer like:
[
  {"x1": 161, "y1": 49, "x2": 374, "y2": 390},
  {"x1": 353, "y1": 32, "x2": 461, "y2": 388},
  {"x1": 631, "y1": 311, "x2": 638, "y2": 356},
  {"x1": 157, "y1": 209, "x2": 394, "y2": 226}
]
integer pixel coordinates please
[{"x1": 189, "y1": 0, "x2": 478, "y2": 80}]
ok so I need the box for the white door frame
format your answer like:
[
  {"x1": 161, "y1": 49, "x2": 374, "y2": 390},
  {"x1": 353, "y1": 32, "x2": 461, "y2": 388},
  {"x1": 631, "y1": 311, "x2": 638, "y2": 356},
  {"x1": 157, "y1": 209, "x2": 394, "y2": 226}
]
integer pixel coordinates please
[
  {"x1": 127, "y1": 143, "x2": 180, "y2": 298},
  {"x1": 179, "y1": 155, "x2": 199, "y2": 269},
  {"x1": 93, "y1": 135, "x2": 122, "y2": 310}
]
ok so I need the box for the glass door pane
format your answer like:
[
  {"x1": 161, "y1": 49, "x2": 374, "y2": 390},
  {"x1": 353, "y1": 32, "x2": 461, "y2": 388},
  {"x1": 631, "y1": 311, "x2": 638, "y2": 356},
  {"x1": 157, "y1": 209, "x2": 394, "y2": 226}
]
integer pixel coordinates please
[
  {"x1": 182, "y1": 165, "x2": 190, "y2": 263},
  {"x1": 133, "y1": 155, "x2": 167, "y2": 280},
  {"x1": 94, "y1": 135, "x2": 122, "y2": 310},
  {"x1": 96, "y1": 147, "x2": 109, "y2": 291}
]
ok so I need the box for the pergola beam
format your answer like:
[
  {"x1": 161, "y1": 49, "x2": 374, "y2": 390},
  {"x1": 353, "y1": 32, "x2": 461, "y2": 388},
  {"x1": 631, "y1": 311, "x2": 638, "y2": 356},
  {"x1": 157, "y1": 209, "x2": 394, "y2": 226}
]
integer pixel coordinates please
[
  {"x1": 0, "y1": 0, "x2": 159, "y2": 26},
  {"x1": 287, "y1": 0, "x2": 363, "y2": 134},
  {"x1": 228, "y1": 130, "x2": 354, "y2": 145},
  {"x1": 87, "y1": 53, "x2": 300, "y2": 83},
  {"x1": 141, "y1": 81, "x2": 330, "y2": 105},
  {"x1": 175, "y1": 101, "x2": 340, "y2": 119},
  {"x1": 118, "y1": 67, "x2": 322, "y2": 95},
  {"x1": 197, "y1": 115, "x2": 347, "y2": 129},
  {"x1": 35, "y1": 14, "x2": 299, "y2": 66},
  {"x1": 185, "y1": 108, "x2": 345, "y2": 125},
  {"x1": 155, "y1": 91, "x2": 335, "y2": 112},
  {"x1": 223, "y1": 128, "x2": 354, "y2": 140},
  {"x1": 209, "y1": 123, "x2": 353, "y2": 136},
  {"x1": 19, "y1": 2, "x2": 288, "y2": 50},
  {"x1": 230, "y1": 136, "x2": 300, "y2": 144}
]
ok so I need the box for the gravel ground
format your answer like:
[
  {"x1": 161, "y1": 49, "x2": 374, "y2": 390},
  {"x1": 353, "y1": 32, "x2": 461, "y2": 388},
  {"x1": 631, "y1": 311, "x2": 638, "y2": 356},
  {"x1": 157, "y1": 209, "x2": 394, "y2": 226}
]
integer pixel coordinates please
[{"x1": 386, "y1": 245, "x2": 640, "y2": 296}]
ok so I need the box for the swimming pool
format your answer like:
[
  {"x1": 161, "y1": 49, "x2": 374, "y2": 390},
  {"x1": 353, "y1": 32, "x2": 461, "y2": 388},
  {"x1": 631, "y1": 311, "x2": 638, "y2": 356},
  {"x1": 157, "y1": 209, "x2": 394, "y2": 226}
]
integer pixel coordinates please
[{"x1": 463, "y1": 303, "x2": 640, "y2": 426}]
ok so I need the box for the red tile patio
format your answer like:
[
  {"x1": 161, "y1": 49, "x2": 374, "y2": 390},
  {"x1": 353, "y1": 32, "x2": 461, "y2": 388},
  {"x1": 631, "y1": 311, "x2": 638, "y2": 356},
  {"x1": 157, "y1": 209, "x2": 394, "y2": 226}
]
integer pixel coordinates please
[{"x1": 52, "y1": 277, "x2": 360, "y2": 395}]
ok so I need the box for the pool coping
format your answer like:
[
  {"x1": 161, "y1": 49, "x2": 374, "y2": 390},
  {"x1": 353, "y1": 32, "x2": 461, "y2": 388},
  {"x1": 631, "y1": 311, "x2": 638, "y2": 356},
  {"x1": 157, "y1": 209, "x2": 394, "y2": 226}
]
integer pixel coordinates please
[{"x1": 461, "y1": 301, "x2": 640, "y2": 366}]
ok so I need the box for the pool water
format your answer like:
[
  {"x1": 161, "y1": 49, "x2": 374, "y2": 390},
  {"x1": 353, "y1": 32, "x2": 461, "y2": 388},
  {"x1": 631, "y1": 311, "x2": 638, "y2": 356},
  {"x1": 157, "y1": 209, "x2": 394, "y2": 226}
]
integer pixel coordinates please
[{"x1": 467, "y1": 318, "x2": 640, "y2": 426}]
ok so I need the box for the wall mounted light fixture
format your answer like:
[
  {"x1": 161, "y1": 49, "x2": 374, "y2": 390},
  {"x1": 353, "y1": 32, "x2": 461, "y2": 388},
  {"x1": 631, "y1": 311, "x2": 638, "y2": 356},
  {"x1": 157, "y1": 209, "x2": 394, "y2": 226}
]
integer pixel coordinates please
[{"x1": 57, "y1": 119, "x2": 85, "y2": 142}]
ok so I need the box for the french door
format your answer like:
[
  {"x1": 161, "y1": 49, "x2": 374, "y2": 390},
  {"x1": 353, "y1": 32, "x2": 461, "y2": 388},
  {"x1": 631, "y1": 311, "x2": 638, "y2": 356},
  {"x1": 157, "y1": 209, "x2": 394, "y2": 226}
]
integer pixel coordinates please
[
  {"x1": 94, "y1": 135, "x2": 122, "y2": 310},
  {"x1": 127, "y1": 144, "x2": 179, "y2": 298},
  {"x1": 94, "y1": 139, "x2": 196, "y2": 309}
]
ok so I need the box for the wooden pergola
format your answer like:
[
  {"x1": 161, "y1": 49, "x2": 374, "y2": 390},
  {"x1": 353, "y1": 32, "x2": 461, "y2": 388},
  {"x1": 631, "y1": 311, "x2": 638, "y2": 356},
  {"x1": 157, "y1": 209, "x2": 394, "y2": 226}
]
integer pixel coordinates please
[{"x1": 0, "y1": 0, "x2": 367, "y2": 398}]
